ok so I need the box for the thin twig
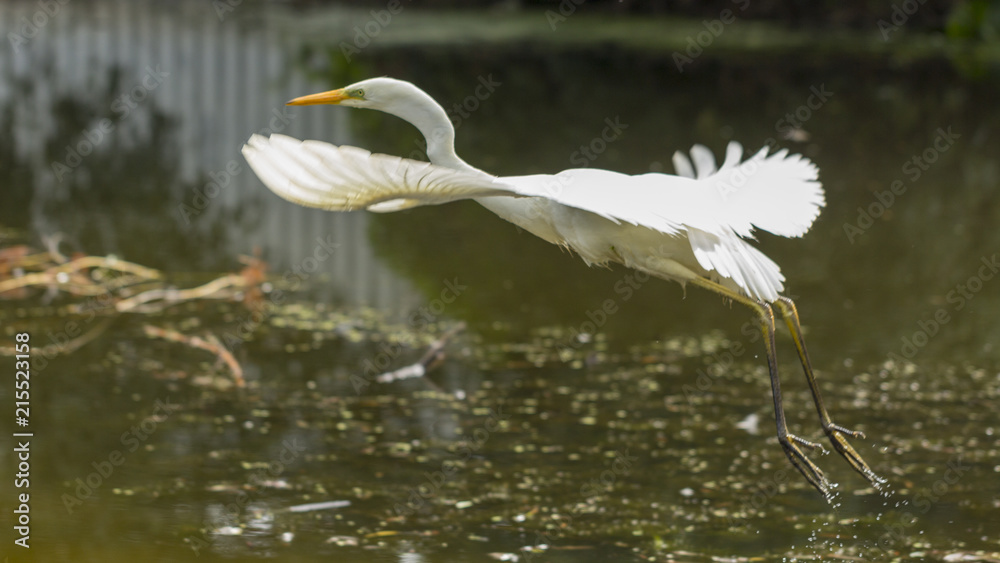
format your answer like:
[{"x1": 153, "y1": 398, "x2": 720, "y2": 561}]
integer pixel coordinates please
[
  {"x1": 116, "y1": 274, "x2": 245, "y2": 313},
  {"x1": 143, "y1": 325, "x2": 245, "y2": 387},
  {"x1": 41, "y1": 233, "x2": 68, "y2": 264},
  {"x1": 0, "y1": 255, "x2": 161, "y2": 295},
  {"x1": 7, "y1": 318, "x2": 116, "y2": 358},
  {"x1": 59, "y1": 255, "x2": 162, "y2": 279}
]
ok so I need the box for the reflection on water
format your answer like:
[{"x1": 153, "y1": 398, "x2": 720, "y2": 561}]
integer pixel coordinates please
[
  {"x1": 1, "y1": 0, "x2": 999, "y2": 561},
  {"x1": 0, "y1": 0, "x2": 421, "y2": 310}
]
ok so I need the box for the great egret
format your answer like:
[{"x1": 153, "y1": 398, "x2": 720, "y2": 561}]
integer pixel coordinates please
[{"x1": 242, "y1": 77, "x2": 884, "y2": 497}]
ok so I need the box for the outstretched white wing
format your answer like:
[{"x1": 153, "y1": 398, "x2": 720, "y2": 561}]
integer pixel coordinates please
[
  {"x1": 242, "y1": 134, "x2": 523, "y2": 213},
  {"x1": 243, "y1": 135, "x2": 823, "y2": 301},
  {"x1": 670, "y1": 141, "x2": 825, "y2": 238},
  {"x1": 245, "y1": 134, "x2": 822, "y2": 240},
  {"x1": 512, "y1": 141, "x2": 823, "y2": 240}
]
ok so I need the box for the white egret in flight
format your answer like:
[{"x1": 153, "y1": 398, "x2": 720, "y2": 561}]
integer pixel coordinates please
[{"x1": 242, "y1": 77, "x2": 884, "y2": 497}]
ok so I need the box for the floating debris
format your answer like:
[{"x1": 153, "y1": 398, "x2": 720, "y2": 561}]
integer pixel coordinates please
[
  {"x1": 325, "y1": 535, "x2": 359, "y2": 546},
  {"x1": 285, "y1": 500, "x2": 352, "y2": 513}
]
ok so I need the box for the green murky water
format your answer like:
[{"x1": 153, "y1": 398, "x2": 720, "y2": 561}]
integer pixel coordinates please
[{"x1": 2, "y1": 2, "x2": 999, "y2": 561}]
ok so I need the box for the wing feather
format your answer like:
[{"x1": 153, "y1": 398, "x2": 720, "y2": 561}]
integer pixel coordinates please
[
  {"x1": 688, "y1": 227, "x2": 786, "y2": 302},
  {"x1": 242, "y1": 134, "x2": 524, "y2": 211},
  {"x1": 506, "y1": 143, "x2": 822, "y2": 242},
  {"x1": 518, "y1": 142, "x2": 824, "y2": 241},
  {"x1": 704, "y1": 144, "x2": 824, "y2": 238},
  {"x1": 689, "y1": 144, "x2": 717, "y2": 178},
  {"x1": 243, "y1": 135, "x2": 821, "y2": 301},
  {"x1": 672, "y1": 150, "x2": 695, "y2": 179}
]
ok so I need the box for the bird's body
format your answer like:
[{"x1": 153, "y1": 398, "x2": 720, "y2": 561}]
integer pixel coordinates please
[
  {"x1": 483, "y1": 164, "x2": 802, "y2": 302},
  {"x1": 243, "y1": 77, "x2": 884, "y2": 497}
]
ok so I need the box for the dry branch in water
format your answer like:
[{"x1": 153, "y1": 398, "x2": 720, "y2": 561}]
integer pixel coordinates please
[
  {"x1": 0, "y1": 254, "x2": 161, "y2": 297},
  {"x1": 115, "y1": 274, "x2": 246, "y2": 313},
  {"x1": 143, "y1": 325, "x2": 246, "y2": 387},
  {"x1": 0, "y1": 241, "x2": 268, "y2": 386}
]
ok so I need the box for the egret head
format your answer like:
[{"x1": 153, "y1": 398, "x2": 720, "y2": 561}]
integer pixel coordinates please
[
  {"x1": 286, "y1": 77, "x2": 431, "y2": 116},
  {"x1": 287, "y1": 76, "x2": 470, "y2": 171}
]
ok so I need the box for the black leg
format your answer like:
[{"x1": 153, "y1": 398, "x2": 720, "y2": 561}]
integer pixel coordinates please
[
  {"x1": 774, "y1": 297, "x2": 886, "y2": 489},
  {"x1": 756, "y1": 300, "x2": 833, "y2": 497},
  {"x1": 690, "y1": 278, "x2": 833, "y2": 496}
]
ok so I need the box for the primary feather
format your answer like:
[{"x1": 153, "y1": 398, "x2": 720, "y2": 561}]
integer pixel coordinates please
[{"x1": 243, "y1": 134, "x2": 519, "y2": 212}]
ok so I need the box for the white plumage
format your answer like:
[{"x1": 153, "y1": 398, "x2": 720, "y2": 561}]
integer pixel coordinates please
[
  {"x1": 243, "y1": 132, "x2": 823, "y2": 302},
  {"x1": 241, "y1": 77, "x2": 883, "y2": 497},
  {"x1": 242, "y1": 135, "x2": 517, "y2": 212}
]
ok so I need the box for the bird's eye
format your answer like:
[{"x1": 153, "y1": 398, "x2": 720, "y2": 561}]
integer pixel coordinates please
[{"x1": 351, "y1": 88, "x2": 365, "y2": 99}]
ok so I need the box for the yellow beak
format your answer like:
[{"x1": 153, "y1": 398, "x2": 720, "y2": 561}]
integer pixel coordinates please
[{"x1": 286, "y1": 88, "x2": 352, "y2": 106}]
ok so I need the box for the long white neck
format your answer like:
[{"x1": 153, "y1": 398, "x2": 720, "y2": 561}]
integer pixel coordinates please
[
  {"x1": 382, "y1": 87, "x2": 481, "y2": 174},
  {"x1": 381, "y1": 82, "x2": 540, "y2": 233}
]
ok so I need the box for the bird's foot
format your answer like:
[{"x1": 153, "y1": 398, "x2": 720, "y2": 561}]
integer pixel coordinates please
[
  {"x1": 824, "y1": 423, "x2": 887, "y2": 489},
  {"x1": 828, "y1": 423, "x2": 865, "y2": 439},
  {"x1": 781, "y1": 434, "x2": 833, "y2": 498},
  {"x1": 790, "y1": 434, "x2": 826, "y2": 450}
]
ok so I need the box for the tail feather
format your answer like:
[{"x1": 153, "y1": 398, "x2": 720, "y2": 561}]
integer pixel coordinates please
[{"x1": 688, "y1": 227, "x2": 785, "y2": 302}]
